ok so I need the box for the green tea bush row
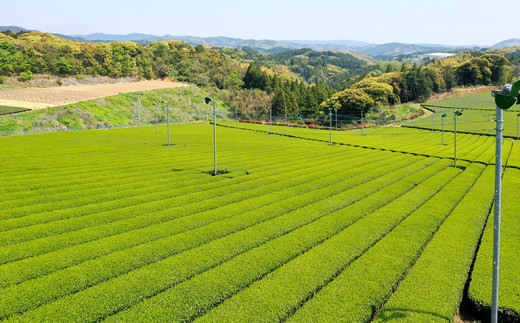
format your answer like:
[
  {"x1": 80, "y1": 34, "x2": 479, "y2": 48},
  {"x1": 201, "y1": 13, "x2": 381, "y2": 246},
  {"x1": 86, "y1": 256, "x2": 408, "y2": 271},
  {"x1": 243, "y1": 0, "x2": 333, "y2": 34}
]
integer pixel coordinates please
[
  {"x1": 0, "y1": 146, "x2": 381, "y2": 249},
  {"x1": 0, "y1": 149, "x2": 384, "y2": 286},
  {"x1": 6, "y1": 156, "x2": 432, "y2": 321},
  {"x1": 118, "y1": 160, "x2": 454, "y2": 322},
  {"x1": 287, "y1": 162, "x2": 482, "y2": 322},
  {"x1": 374, "y1": 164, "x2": 494, "y2": 322}
]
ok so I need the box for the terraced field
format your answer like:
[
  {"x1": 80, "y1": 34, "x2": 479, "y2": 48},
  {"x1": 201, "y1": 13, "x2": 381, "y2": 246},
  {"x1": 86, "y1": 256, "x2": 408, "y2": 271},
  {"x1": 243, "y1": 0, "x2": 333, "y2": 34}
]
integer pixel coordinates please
[
  {"x1": 413, "y1": 92, "x2": 520, "y2": 138},
  {"x1": 0, "y1": 121, "x2": 517, "y2": 322}
]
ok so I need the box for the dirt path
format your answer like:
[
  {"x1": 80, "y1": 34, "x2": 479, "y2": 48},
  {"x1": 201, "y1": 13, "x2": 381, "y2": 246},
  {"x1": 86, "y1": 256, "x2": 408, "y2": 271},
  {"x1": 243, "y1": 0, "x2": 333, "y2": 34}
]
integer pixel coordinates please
[{"x1": 0, "y1": 80, "x2": 188, "y2": 109}]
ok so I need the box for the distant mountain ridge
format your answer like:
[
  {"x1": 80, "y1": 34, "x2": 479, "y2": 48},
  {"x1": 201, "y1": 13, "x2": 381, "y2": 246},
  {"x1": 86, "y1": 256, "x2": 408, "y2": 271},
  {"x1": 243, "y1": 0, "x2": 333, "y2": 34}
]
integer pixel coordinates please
[
  {"x1": 0, "y1": 26, "x2": 35, "y2": 33},
  {"x1": 491, "y1": 38, "x2": 520, "y2": 48},
  {"x1": 59, "y1": 32, "x2": 480, "y2": 56},
  {"x1": 2, "y1": 26, "x2": 518, "y2": 57}
]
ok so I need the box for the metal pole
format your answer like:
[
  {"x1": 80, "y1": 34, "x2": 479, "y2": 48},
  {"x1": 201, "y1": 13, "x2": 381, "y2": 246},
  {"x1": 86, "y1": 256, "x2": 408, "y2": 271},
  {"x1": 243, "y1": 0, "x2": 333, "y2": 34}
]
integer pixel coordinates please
[
  {"x1": 432, "y1": 109, "x2": 435, "y2": 131},
  {"x1": 269, "y1": 106, "x2": 272, "y2": 134},
  {"x1": 235, "y1": 107, "x2": 238, "y2": 129},
  {"x1": 454, "y1": 113, "x2": 457, "y2": 167},
  {"x1": 441, "y1": 116, "x2": 444, "y2": 145},
  {"x1": 491, "y1": 106, "x2": 503, "y2": 323},
  {"x1": 213, "y1": 100, "x2": 217, "y2": 176},
  {"x1": 155, "y1": 103, "x2": 159, "y2": 133},
  {"x1": 329, "y1": 109, "x2": 332, "y2": 145},
  {"x1": 166, "y1": 102, "x2": 170, "y2": 146}
]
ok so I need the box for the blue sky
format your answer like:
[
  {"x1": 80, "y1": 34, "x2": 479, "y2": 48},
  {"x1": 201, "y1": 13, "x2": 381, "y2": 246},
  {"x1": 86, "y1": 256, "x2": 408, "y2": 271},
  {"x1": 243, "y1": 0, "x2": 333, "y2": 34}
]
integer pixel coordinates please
[{"x1": 3, "y1": 0, "x2": 518, "y2": 46}]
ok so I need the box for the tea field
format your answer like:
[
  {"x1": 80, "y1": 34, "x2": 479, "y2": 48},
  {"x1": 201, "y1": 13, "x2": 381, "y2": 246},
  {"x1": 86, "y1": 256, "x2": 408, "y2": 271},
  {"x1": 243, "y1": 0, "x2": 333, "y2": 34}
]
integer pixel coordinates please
[{"x1": 0, "y1": 119, "x2": 518, "y2": 322}]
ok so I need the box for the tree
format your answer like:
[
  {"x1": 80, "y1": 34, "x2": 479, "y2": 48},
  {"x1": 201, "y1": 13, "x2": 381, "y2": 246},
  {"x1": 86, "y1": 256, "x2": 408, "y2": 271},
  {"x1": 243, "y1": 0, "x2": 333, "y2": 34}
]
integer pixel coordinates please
[
  {"x1": 351, "y1": 80, "x2": 397, "y2": 105},
  {"x1": 320, "y1": 88, "x2": 374, "y2": 116}
]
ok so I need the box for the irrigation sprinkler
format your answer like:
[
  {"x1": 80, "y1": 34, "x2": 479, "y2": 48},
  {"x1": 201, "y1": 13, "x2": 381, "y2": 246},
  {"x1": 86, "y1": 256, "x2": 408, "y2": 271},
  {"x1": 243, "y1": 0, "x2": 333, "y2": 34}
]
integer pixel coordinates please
[
  {"x1": 153, "y1": 103, "x2": 159, "y2": 133},
  {"x1": 136, "y1": 92, "x2": 143, "y2": 126},
  {"x1": 490, "y1": 81, "x2": 520, "y2": 323},
  {"x1": 441, "y1": 113, "x2": 447, "y2": 145},
  {"x1": 164, "y1": 101, "x2": 171, "y2": 146},
  {"x1": 453, "y1": 110, "x2": 462, "y2": 167},
  {"x1": 268, "y1": 106, "x2": 273, "y2": 134},
  {"x1": 329, "y1": 108, "x2": 333, "y2": 146},
  {"x1": 205, "y1": 96, "x2": 218, "y2": 176}
]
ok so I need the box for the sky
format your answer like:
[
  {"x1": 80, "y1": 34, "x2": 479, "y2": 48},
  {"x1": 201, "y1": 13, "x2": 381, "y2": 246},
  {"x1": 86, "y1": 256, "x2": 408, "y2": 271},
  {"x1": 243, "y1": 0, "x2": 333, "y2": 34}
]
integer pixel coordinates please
[{"x1": 2, "y1": 0, "x2": 518, "y2": 46}]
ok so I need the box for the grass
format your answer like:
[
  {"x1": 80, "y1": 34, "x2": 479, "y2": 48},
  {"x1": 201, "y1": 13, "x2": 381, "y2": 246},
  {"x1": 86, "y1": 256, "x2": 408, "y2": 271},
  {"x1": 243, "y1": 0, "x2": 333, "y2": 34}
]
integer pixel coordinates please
[
  {"x1": 0, "y1": 121, "x2": 516, "y2": 322},
  {"x1": 0, "y1": 84, "x2": 231, "y2": 135}
]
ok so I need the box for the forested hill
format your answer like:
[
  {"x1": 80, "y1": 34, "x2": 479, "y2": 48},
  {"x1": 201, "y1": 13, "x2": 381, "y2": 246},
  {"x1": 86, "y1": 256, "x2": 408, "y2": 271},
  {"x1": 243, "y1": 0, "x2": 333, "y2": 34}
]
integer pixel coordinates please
[
  {"x1": 216, "y1": 47, "x2": 368, "y2": 85},
  {"x1": 0, "y1": 30, "x2": 516, "y2": 125}
]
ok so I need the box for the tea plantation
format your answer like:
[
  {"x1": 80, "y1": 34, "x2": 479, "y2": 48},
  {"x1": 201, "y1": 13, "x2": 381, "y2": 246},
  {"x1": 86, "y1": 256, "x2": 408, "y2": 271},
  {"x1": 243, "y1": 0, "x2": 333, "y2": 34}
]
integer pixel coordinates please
[{"x1": 0, "y1": 118, "x2": 518, "y2": 321}]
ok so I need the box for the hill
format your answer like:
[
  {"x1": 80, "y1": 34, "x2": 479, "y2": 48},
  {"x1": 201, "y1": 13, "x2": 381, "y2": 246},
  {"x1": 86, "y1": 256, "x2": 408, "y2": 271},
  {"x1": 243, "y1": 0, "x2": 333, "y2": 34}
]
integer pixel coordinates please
[
  {"x1": 35, "y1": 30, "x2": 488, "y2": 57},
  {"x1": 0, "y1": 26, "x2": 34, "y2": 32},
  {"x1": 492, "y1": 38, "x2": 520, "y2": 48}
]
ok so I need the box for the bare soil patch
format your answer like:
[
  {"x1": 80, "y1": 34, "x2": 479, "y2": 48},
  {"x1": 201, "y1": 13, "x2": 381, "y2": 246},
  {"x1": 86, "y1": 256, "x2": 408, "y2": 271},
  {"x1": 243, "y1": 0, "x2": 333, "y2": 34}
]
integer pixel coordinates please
[{"x1": 0, "y1": 79, "x2": 188, "y2": 110}]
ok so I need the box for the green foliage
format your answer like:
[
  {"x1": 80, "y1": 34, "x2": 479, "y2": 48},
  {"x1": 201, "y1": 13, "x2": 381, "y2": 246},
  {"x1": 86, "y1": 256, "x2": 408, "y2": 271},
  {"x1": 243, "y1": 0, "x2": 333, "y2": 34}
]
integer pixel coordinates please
[
  {"x1": 218, "y1": 47, "x2": 369, "y2": 86},
  {"x1": 242, "y1": 62, "x2": 336, "y2": 118},
  {"x1": 18, "y1": 70, "x2": 33, "y2": 81},
  {"x1": 351, "y1": 80, "x2": 398, "y2": 105},
  {"x1": 320, "y1": 88, "x2": 374, "y2": 115},
  {"x1": 456, "y1": 54, "x2": 510, "y2": 86},
  {"x1": 0, "y1": 33, "x2": 243, "y2": 91}
]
